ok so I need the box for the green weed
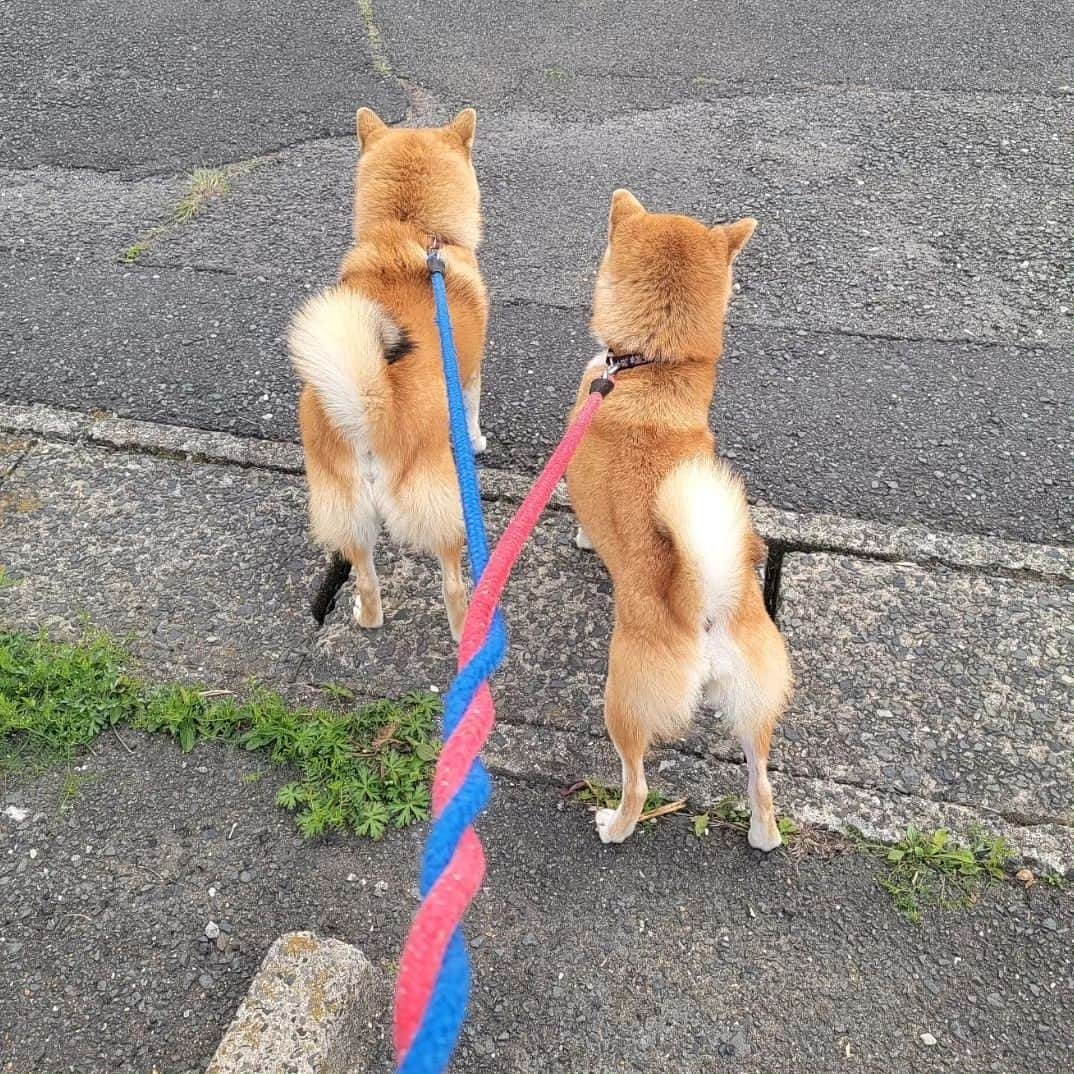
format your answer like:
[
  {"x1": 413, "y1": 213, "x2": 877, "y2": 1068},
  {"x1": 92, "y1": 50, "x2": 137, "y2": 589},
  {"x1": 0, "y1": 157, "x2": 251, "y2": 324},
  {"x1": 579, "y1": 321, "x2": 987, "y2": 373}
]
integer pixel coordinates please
[
  {"x1": 692, "y1": 796, "x2": 798, "y2": 844},
  {"x1": 59, "y1": 766, "x2": 94, "y2": 813},
  {"x1": 0, "y1": 566, "x2": 17, "y2": 590},
  {"x1": 357, "y1": 0, "x2": 393, "y2": 77},
  {"x1": 0, "y1": 630, "x2": 441, "y2": 841},
  {"x1": 855, "y1": 826, "x2": 1014, "y2": 923},
  {"x1": 120, "y1": 161, "x2": 262, "y2": 262},
  {"x1": 571, "y1": 778, "x2": 666, "y2": 815}
]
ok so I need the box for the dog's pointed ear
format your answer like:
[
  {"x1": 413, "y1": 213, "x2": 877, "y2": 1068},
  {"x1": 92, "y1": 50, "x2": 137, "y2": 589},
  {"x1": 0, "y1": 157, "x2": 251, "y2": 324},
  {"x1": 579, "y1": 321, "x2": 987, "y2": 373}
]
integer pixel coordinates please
[
  {"x1": 609, "y1": 189, "x2": 646, "y2": 237},
  {"x1": 716, "y1": 217, "x2": 757, "y2": 261},
  {"x1": 356, "y1": 107, "x2": 388, "y2": 148},
  {"x1": 446, "y1": 108, "x2": 477, "y2": 153}
]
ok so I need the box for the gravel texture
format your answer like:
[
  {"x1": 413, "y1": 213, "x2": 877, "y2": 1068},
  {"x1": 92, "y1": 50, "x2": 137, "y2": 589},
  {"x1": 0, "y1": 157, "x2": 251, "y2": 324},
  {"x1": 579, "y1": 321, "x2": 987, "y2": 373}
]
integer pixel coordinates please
[{"x1": 0, "y1": 735, "x2": 1071, "y2": 1073}]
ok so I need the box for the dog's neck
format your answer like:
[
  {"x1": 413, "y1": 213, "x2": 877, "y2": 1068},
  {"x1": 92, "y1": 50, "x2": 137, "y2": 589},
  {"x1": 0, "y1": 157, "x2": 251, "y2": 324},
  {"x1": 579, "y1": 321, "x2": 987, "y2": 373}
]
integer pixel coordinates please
[{"x1": 354, "y1": 216, "x2": 476, "y2": 254}]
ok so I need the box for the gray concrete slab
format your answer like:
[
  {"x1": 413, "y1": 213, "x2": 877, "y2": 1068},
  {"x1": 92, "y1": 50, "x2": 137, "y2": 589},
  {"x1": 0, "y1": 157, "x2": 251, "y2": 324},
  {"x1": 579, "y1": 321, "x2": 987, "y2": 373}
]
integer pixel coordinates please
[
  {"x1": 778, "y1": 553, "x2": 1074, "y2": 825},
  {"x1": 0, "y1": 258, "x2": 301, "y2": 440},
  {"x1": 0, "y1": 1, "x2": 405, "y2": 174},
  {"x1": 0, "y1": 440, "x2": 320, "y2": 685},
  {"x1": 309, "y1": 493, "x2": 1074, "y2": 863},
  {"x1": 1, "y1": 734, "x2": 1071, "y2": 1073},
  {"x1": 370, "y1": 0, "x2": 1072, "y2": 104},
  {"x1": 1, "y1": 167, "x2": 186, "y2": 260},
  {"x1": 3, "y1": 83, "x2": 1069, "y2": 542}
]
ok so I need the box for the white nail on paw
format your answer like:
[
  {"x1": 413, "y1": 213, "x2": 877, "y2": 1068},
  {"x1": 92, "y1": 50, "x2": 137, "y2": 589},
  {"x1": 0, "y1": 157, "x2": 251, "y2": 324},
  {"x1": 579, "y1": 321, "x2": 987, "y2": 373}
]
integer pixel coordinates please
[{"x1": 575, "y1": 527, "x2": 594, "y2": 550}]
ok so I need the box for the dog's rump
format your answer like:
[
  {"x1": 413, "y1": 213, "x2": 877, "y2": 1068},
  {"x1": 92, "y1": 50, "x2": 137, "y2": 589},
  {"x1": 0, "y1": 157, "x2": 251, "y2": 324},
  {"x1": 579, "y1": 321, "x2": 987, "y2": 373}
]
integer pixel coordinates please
[
  {"x1": 288, "y1": 284, "x2": 398, "y2": 446},
  {"x1": 653, "y1": 455, "x2": 757, "y2": 626}
]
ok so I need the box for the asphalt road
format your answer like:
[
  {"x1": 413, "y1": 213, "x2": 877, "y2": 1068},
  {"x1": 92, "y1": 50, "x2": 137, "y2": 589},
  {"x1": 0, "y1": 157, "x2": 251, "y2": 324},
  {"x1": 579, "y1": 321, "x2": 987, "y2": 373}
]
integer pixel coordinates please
[
  {"x1": 2, "y1": 735, "x2": 1071, "y2": 1073},
  {"x1": 1, "y1": 1, "x2": 1070, "y2": 543}
]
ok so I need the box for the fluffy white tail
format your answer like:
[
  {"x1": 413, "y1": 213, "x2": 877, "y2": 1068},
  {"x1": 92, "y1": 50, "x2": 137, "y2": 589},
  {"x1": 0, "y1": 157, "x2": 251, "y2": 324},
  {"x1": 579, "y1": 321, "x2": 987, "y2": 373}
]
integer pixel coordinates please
[
  {"x1": 655, "y1": 456, "x2": 753, "y2": 625},
  {"x1": 288, "y1": 285, "x2": 394, "y2": 445}
]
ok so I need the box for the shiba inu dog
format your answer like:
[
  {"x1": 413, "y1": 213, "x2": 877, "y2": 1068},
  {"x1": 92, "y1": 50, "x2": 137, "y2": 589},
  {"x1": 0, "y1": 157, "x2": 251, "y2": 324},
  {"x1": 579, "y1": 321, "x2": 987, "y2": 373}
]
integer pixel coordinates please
[
  {"x1": 289, "y1": 107, "x2": 487, "y2": 640},
  {"x1": 566, "y1": 190, "x2": 792, "y2": 850}
]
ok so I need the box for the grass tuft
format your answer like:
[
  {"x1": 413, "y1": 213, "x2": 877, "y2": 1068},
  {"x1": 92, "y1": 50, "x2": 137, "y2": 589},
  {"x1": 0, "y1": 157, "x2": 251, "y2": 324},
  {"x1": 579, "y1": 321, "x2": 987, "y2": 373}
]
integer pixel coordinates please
[
  {"x1": 0, "y1": 630, "x2": 440, "y2": 840},
  {"x1": 854, "y1": 825, "x2": 1014, "y2": 923},
  {"x1": 357, "y1": 0, "x2": 393, "y2": 77},
  {"x1": 120, "y1": 161, "x2": 262, "y2": 263},
  {"x1": 693, "y1": 795, "x2": 798, "y2": 844}
]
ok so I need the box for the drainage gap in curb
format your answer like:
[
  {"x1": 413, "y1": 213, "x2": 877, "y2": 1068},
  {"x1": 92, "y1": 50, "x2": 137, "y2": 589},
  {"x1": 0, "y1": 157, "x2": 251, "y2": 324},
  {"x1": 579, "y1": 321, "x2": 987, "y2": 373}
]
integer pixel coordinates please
[
  {"x1": 763, "y1": 543, "x2": 784, "y2": 622},
  {"x1": 311, "y1": 553, "x2": 352, "y2": 625}
]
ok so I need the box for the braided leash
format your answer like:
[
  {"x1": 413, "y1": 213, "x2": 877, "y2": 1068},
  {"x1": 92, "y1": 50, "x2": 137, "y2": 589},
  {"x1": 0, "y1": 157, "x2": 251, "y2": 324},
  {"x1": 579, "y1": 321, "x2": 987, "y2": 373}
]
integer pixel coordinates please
[{"x1": 393, "y1": 244, "x2": 615, "y2": 1073}]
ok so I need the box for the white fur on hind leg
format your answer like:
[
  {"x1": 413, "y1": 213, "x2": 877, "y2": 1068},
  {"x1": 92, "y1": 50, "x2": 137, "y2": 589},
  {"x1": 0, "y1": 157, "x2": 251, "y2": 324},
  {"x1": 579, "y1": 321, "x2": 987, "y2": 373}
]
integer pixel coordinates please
[
  {"x1": 748, "y1": 814, "x2": 782, "y2": 852},
  {"x1": 595, "y1": 807, "x2": 635, "y2": 844},
  {"x1": 352, "y1": 591, "x2": 384, "y2": 630},
  {"x1": 463, "y1": 378, "x2": 487, "y2": 454}
]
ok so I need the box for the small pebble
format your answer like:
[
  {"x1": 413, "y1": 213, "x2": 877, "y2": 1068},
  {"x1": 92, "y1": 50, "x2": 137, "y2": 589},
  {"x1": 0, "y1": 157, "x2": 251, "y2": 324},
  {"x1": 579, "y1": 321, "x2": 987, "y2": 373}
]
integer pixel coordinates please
[
  {"x1": 920, "y1": 1032, "x2": 938, "y2": 1047},
  {"x1": 204, "y1": 921, "x2": 220, "y2": 940}
]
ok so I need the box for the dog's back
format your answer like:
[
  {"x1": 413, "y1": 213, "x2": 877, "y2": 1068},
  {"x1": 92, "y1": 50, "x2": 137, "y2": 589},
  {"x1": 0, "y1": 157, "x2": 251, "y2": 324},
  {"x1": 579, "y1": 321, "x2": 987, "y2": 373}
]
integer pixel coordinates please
[{"x1": 288, "y1": 108, "x2": 488, "y2": 641}]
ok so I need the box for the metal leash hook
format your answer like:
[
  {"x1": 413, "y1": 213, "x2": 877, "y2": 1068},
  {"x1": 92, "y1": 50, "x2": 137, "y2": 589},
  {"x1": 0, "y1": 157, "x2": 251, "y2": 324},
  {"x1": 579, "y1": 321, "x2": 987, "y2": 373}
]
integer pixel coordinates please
[{"x1": 393, "y1": 243, "x2": 616, "y2": 1074}]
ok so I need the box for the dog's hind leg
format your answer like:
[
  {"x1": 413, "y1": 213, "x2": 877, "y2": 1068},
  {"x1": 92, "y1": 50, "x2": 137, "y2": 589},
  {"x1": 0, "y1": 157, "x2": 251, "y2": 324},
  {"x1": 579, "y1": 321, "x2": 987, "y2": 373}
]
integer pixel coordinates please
[
  {"x1": 437, "y1": 543, "x2": 468, "y2": 642},
  {"x1": 344, "y1": 539, "x2": 383, "y2": 629},
  {"x1": 706, "y1": 595, "x2": 790, "y2": 851},
  {"x1": 593, "y1": 630, "x2": 653, "y2": 844},
  {"x1": 463, "y1": 373, "x2": 487, "y2": 455}
]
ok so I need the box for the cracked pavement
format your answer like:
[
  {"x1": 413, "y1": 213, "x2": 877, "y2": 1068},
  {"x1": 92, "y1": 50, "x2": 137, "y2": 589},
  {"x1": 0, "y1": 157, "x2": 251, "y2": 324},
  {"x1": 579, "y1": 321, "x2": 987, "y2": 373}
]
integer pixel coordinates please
[
  {"x1": 1, "y1": 1, "x2": 1071, "y2": 542},
  {"x1": 1, "y1": 2, "x2": 1073, "y2": 1072}
]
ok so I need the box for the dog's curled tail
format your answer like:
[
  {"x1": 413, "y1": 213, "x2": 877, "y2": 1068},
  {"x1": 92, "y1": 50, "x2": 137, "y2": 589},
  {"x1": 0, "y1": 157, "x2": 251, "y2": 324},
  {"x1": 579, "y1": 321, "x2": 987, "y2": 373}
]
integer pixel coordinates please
[
  {"x1": 655, "y1": 455, "x2": 760, "y2": 626},
  {"x1": 288, "y1": 285, "x2": 396, "y2": 445}
]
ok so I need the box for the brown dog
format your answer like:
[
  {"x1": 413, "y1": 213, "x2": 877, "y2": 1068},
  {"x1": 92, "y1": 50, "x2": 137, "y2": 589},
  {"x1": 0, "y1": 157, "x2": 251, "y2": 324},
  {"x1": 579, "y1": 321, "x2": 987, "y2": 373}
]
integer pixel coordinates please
[
  {"x1": 566, "y1": 190, "x2": 792, "y2": 850},
  {"x1": 289, "y1": 107, "x2": 488, "y2": 640}
]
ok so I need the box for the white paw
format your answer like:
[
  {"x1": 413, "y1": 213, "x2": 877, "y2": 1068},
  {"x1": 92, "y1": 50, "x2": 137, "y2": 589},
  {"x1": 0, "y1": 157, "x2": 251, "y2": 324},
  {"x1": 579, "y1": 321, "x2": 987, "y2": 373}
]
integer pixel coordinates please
[
  {"x1": 748, "y1": 816, "x2": 782, "y2": 852},
  {"x1": 470, "y1": 432, "x2": 487, "y2": 455},
  {"x1": 595, "y1": 807, "x2": 631, "y2": 844},
  {"x1": 574, "y1": 527, "x2": 594, "y2": 551},
  {"x1": 352, "y1": 594, "x2": 383, "y2": 630}
]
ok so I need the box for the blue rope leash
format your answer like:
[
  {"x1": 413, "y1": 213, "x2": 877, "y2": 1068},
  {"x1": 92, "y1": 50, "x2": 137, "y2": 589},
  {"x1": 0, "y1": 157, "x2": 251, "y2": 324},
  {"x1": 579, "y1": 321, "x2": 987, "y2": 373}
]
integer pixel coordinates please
[{"x1": 397, "y1": 249, "x2": 508, "y2": 1073}]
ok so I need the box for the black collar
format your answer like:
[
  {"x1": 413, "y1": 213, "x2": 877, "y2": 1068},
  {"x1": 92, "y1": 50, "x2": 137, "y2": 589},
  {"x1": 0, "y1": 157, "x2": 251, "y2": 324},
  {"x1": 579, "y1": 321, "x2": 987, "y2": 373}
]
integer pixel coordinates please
[{"x1": 605, "y1": 349, "x2": 658, "y2": 375}]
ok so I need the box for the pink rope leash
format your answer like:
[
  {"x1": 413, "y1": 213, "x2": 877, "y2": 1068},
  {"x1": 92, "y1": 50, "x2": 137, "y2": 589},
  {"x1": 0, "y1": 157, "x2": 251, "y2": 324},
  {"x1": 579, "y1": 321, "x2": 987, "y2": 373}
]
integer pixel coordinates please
[{"x1": 394, "y1": 383, "x2": 610, "y2": 1071}]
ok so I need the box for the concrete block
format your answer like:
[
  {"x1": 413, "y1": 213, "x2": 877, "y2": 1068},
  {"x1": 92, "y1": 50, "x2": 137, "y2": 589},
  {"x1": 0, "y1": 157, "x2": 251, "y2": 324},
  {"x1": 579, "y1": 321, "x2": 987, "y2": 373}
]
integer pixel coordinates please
[{"x1": 208, "y1": 931, "x2": 376, "y2": 1074}]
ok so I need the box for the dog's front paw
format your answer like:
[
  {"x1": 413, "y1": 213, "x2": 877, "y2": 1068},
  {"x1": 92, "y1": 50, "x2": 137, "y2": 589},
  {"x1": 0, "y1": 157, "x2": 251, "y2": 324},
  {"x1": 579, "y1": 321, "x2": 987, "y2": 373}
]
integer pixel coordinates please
[
  {"x1": 471, "y1": 432, "x2": 488, "y2": 455},
  {"x1": 595, "y1": 807, "x2": 633, "y2": 844}
]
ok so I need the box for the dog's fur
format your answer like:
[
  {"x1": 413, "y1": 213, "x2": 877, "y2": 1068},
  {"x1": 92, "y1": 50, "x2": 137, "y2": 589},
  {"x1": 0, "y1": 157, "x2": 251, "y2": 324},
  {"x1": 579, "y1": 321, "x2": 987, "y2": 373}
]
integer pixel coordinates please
[
  {"x1": 566, "y1": 190, "x2": 792, "y2": 850},
  {"x1": 289, "y1": 107, "x2": 488, "y2": 640}
]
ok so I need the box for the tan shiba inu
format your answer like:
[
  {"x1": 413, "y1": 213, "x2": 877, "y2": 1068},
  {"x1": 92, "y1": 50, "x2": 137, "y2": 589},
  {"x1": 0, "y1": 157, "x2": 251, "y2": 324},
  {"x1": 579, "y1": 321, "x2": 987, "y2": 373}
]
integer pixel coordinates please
[
  {"x1": 566, "y1": 190, "x2": 792, "y2": 850},
  {"x1": 289, "y1": 107, "x2": 488, "y2": 640}
]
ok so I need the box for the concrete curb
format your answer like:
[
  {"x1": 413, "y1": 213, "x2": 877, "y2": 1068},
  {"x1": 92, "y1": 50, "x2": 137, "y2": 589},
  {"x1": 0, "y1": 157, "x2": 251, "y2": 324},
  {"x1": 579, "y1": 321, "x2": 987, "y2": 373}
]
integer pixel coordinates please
[
  {"x1": 206, "y1": 931, "x2": 376, "y2": 1074},
  {"x1": 485, "y1": 721, "x2": 1073, "y2": 874},
  {"x1": 2, "y1": 401, "x2": 1071, "y2": 581}
]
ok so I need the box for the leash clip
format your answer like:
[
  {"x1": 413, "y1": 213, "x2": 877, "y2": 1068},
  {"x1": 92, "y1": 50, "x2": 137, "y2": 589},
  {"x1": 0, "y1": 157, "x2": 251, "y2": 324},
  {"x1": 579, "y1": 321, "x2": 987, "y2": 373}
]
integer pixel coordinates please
[
  {"x1": 426, "y1": 235, "x2": 446, "y2": 276},
  {"x1": 589, "y1": 350, "x2": 617, "y2": 396}
]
